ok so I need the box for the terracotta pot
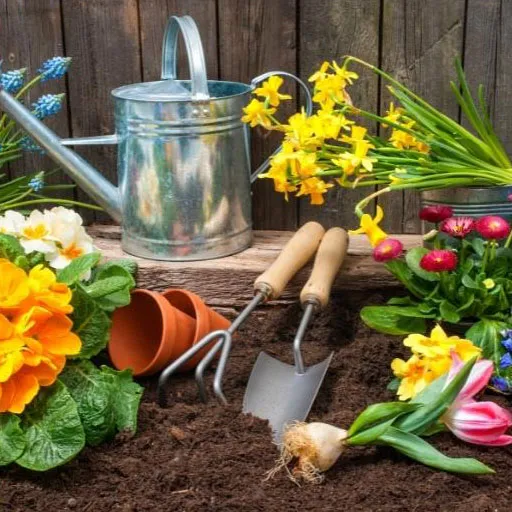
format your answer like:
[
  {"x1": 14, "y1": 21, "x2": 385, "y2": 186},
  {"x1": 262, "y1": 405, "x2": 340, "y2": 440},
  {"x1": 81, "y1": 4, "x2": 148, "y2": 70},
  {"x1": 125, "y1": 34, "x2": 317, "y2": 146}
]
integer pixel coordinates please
[
  {"x1": 108, "y1": 289, "x2": 196, "y2": 377},
  {"x1": 161, "y1": 289, "x2": 231, "y2": 372}
]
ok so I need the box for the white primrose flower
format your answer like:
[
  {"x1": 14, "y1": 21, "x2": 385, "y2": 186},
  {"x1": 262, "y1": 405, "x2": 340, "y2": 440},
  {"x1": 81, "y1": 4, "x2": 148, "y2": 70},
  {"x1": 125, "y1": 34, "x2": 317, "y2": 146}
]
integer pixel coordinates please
[
  {"x1": 45, "y1": 207, "x2": 95, "y2": 274},
  {"x1": 0, "y1": 210, "x2": 25, "y2": 235},
  {"x1": 17, "y1": 209, "x2": 57, "y2": 254}
]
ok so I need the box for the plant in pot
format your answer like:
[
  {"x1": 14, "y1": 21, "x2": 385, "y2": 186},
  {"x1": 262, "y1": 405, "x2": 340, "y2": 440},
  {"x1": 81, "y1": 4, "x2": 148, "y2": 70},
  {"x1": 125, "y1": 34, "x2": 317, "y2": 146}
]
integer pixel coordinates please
[{"x1": 360, "y1": 205, "x2": 512, "y2": 394}]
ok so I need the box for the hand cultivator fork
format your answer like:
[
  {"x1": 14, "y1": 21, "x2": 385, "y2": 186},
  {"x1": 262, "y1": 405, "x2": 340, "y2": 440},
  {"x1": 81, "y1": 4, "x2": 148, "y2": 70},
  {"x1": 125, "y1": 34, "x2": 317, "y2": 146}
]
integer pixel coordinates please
[{"x1": 157, "y1": 222, "x2": 326, "y2": 406}]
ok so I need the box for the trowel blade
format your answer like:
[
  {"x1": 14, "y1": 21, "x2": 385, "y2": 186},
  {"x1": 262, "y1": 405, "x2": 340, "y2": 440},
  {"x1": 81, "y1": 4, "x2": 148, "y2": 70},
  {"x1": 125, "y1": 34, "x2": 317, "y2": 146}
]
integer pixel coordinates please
[{"x1": 242, "y1": 351, "x2": 333, "y2": 444}]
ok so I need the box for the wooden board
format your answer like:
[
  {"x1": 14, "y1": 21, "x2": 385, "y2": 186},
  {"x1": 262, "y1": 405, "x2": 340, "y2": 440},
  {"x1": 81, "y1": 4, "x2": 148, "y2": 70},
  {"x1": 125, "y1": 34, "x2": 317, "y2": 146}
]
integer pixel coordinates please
[
  {"x1": 218, "y1": 0, "x2": 299, "y2": 231},
  {"x1": 88, "y1": 224, "x2": 416, "y2": 308},
  {"x1": 298, "y1": 0, "x2": 381, "y2": 230},
  {"x1": 0, "y1": 0, "x2": 73, "y2": 200},
  {"x1": 61, "y1": 0, "x2": 142, "y2": 223},
  {"x1": 379, "y1": 0, "x2": 466, "y2": 233}
]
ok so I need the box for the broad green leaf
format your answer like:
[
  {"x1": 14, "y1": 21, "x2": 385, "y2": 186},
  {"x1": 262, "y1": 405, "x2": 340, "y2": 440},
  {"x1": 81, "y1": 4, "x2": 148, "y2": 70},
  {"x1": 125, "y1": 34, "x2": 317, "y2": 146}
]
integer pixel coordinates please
[
  {"x1": 466, "y1": 319, "x2": 507, "y2": 368},
  {"x1": 59, "y1": 361, "x2": 117, "y2": 446},
  {"x1": 71, "y1": 288, "x2": 111, "y2": 358},
  {"x1": 406, "y1": 247, "x2": 439, "y2": 282},
  {"x1": 101, "y1": 366, "x2": 143, "y2": 433},
  {"x1": 85, "y1": 276, "x2": 132, "y2": 299},
  {"x1": 439, "y1": 300, "x2": 460, "y2": 323},
  {"x1": 348, "y1": 401, "x2": 420, "y2": 437},
  {"x1": 0, "y1": 233, "x2": 24, "y2": 262},
  {"x1": 386, "y1": 259, "x2": 436, "y2": 298},
  {"x1": 378, "y1": 427, "x2": 493, "y2": 475},
  {"x1": 396, "y1": 357, "x2": 476, "y2": 435},
  {"x1": 471, "y1": 238, "x2": 485, "y2": 257},
  {"x1": 57, "y1": 252, "x2": 101, "y2": 285},
  {"x1": 347, "y1": 418, "x2": 396, "y2": 445},
  {"x1": 360, "y1": 306, "x2": 428, "y2": 335},
  {"x1": 17, "y1": 381, "x2": 85, "y2": 471},
  {"x1": 95, "y1": 258, "x2": 138, "y2": 279},
  {"x1": 0, "y1": 414, "x2": 26, "y2": 466},
  {"x1": 462, "y1": 274, "x2": 480, "y2": 290},
  {"x1": 387, "y1": 296, "x2": 416, "y2": 306},
  {"x1": 411, "y1": 374, "x2": 448, "y2": 406},
  {"x1": 88, "y1": 265, "x2": 135, "y2": 312}
]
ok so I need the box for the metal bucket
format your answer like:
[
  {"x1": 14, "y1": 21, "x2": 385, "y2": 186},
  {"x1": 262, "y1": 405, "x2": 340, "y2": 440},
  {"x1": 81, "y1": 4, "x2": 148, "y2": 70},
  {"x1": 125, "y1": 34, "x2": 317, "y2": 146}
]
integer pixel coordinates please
[{"x1": 420, "y1": 186, "x2": 512, "y2": 233}]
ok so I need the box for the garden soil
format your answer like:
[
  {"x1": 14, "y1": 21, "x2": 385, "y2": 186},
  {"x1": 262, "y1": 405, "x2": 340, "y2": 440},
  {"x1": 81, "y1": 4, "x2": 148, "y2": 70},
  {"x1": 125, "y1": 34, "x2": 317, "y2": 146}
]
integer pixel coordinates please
[{"x1": 1, "y1": 291, "x2": 511, "y2": 511}]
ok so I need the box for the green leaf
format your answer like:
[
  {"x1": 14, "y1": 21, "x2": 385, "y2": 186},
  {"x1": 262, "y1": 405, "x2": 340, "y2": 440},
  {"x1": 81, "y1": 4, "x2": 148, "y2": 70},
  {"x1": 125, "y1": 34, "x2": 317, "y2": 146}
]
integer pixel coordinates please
[
  {"x1": 360, "y1": 306, "x2": 428, "y2": 335},
  {"x1": 395, "y1": 357, "x2": 476, "y2": 435},
  {"x1": 462, "y1": 274, "x2": 480, "y2": 290},
  {"x1": 95, "y1": 259, "x2": 138, "y2": 279},
  {"x1": 17, "y1": 381, "x2": 85, "y2": 471},
  {"x1": 347, "y1": 418, "x2": 396, "y2": 446},
  {"x1": 87, "y1": 264, "x2": 135, "y2": 312},
  {"x1": 386, "y1": 259, "x2": 436, "y2": 298},
  {"x1": 378, "y1": 427, "x2": 494, "y2": 475},
  {"x1": 101, "y1": 366, "x2": 143, "y2": 433},
  {"x1": 406, "y1": 247, "x2": 440, "y2": 282},
  {"x1": 57, "y1": 252, "x2": 101, "y2": 285},
  {"x1": 387, "y1": 377, "x2": 400, "y2": 392},
  {"x1": 71, "y1": 288, "x2": 111, "y2": 359},
  {"x1": 0, "y1": 414, "x2": 26, "y2": 466},
  {"x1": 471, "y1": 238, "x2": 485, "y2": 257},
  {"x1": 387, "y1": 296, "x2": 416, "y2": 306},
  {"x1": 0, "y1": 233, "x2": 24, "y2": 262},
  {"x1": 410, "y1": 374, "x2": 448, "y2": 406},
  {"x1": 59, "y1": 361, "x2": 117, "y2": 446},
  {"x1": 466, "y1": 319, "x2": 507, "y2": 368},
  {"x1": 439, "y1": 300, "x2": 461, "y2": 323},
  {"x1": 85, "y1": 276, "x2": 132, "y2": 299},
  {"x1": 348, "y1": 402, "x2": 420, "y2": 437}
]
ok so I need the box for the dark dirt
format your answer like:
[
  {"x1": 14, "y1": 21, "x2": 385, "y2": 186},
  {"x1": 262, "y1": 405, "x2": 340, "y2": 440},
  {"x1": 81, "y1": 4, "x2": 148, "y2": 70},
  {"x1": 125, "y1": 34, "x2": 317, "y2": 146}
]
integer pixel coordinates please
[{"x1": 1, "y1": 291, "x2": 512, "y2": 512}]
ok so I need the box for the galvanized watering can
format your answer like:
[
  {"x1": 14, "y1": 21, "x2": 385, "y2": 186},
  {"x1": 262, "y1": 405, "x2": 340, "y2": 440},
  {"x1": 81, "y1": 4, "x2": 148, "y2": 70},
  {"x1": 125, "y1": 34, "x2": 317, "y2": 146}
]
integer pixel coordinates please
[{"x1": 0, "y1": 15, "x2": 311, "y2": 260}]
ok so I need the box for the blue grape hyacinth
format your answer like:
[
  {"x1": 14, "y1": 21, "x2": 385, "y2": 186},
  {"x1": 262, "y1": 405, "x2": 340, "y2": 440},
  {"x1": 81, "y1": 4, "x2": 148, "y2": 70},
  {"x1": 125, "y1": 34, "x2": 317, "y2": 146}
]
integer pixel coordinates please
[
  {"x1": 28, "y1": 174, "x2": 44, "y2": 192},
  {"x1": 19, "y1": 135, "x2": 44, "y2": 154},
  {"x1": 31, "y1": 94, "x2": 65, "y2": 120},
  {"x1": 0, "y1": 66, "x2": 27, "y2": 93},
  {"x1": 491, "y1": 375, "x2": 510, "y2": 393},
  {"x1": 38, "y1": 56, "x2": 71, "y2": 82}
]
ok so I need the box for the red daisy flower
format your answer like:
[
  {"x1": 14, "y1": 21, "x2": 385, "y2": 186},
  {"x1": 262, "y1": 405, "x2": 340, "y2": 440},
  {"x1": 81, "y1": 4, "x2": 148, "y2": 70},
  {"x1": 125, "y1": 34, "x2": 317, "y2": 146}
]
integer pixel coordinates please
[
  {"x1": 475, "y1": 216, "x2": 511, "y2": 240},
  {"x1": 419, "y1": 205, "x2": 453, "y2": 223},
  {"x1": 373, "y1": 238, "x2": 404, "y2": 262},
  {"x1": 420, "y1": 249, "x2": 458, "y2": 272},
  {"x1": 440, "y1": 216, "x2": 475, "y2": 238}
]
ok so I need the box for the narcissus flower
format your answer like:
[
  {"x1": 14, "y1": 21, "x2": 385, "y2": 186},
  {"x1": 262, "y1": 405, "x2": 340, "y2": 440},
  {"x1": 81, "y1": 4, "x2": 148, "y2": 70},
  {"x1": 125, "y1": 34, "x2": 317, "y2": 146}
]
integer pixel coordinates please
[
  {"x1": 420, "y1": 249, "x2": 457, "y2": 272},
  {"x1": 349, "y1": 206, "x2": 388, "y2": 247},
  {"x1": 373, "y1": 238, "x2": 403, "y2": 262},
  {"x1": 440, "y1": 216, "x2": 475, "y2": 238},
  {"x1": 442, "y1": 353, "x2": 512, "y2": 446},
  {"x1": 419, "y1": 205, "x2": 453, "y2": 223},
  {"x1": 254, "y1": 76, "x2": 292, "y2": 107},
  {"x1": 475, "y1": 215, "x2": 511, "y2": 240},
  {"x1": 241, "y1": 99, "x2": 276, "y2": 128}
]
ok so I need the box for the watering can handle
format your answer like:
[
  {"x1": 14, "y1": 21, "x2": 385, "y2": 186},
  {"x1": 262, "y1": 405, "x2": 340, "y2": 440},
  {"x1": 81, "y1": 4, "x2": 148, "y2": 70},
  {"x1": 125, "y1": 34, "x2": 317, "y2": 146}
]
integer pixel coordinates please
[
  {"x1": 161, "y1": 15, "x2": 210, "y2": 102},
  {"x1": 249, "y1": 71, "x2": 313, "y2": 183}
]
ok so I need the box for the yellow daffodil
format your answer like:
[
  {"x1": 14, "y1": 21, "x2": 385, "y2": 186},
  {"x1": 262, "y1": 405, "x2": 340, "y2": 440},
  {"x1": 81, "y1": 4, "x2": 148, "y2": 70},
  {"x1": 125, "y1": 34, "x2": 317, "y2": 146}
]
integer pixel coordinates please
[
  {"x1": 332, "y1": 140, "x2": 376, "y2": 176},
  {"x1": 308, "y1": 61, "x2": 330, "y2": 83},
  {"x1": 391, "y1": 355, "x2": 435, "y2": 401},
  {"x1": 241, "y1": 99, "x2": 276, "y2": 128},
  {"x1": 382, "y1": 102, "x2": 404, "y2": 127},
  {"x1": 349, "y1": 206, "x2": 388, "y2": 247},
  {"x1": 341, "y1": 125, "x2": 368, "y2": 144},
  {"x1": 332, "y1": 61, "x2": 359, "y2": 85},
  {"x1": 296, "y1": 177, "x2": 334, "y2": 205},
  {"x1": 309, "y1": 111, "x2": 353, "y2": 141},
  {"x1": 254, "y1": 75, "x2": 292, "y2": 107},
  {"x1": 312, "y1": 74, "x2": 347, "y2": 110}
]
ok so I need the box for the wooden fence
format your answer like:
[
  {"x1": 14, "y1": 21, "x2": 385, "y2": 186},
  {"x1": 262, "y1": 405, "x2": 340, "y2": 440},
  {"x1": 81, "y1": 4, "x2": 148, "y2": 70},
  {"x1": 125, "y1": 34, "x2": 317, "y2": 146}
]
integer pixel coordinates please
[{"x1": 1, "y1": 0, "x2": 510, "y2": 232}]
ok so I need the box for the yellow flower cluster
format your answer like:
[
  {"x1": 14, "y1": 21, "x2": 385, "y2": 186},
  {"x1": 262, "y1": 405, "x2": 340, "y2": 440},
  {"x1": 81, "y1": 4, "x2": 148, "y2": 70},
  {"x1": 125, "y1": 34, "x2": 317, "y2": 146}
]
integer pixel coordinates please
[
  {"x1": 391, "y1": 324, "x2": 481, "y2": 401},
  {"x1": 0, "y1": 259, "x2": 81, "y2": 414},
  {"x1": 383, "y1": 103, "x2": 429, "y2": 154}
]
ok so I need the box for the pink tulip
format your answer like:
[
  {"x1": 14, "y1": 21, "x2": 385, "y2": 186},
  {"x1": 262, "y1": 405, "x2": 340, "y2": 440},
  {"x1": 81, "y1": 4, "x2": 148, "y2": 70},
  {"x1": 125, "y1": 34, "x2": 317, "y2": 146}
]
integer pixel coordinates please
[{"x1": 442, "y1": 353, "x2": 512, "y2": 446}]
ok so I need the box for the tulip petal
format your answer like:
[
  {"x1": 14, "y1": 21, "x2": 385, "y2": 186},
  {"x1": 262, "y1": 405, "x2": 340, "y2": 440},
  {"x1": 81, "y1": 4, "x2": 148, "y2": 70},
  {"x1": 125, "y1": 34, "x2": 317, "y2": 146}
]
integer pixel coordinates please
[{"x1": 446, "y1": 352, "x2": 493, "y2": 402}]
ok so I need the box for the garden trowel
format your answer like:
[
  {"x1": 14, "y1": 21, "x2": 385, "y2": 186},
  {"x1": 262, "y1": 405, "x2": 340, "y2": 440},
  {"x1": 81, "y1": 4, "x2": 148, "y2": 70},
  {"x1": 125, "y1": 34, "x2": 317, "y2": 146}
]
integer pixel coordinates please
[{"x1": 243, "y1": 227, "x2": 349, "y2": 443}]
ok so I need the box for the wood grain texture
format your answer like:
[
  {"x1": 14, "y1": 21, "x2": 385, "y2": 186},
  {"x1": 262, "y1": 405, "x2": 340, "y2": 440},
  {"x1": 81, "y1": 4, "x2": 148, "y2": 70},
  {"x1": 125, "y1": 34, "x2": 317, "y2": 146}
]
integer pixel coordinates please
[
  {"x1": 139, "y1": 0, "x2": 219, "y2": 82},
  {"x1": 88, "y1": 224, "x2": 417, "y2": 308},
  {"x1": 62, "y1": 0, "x2": 142, "y2": 223},
  {"x1": 218, "y1": 0, "x2": 299, "y2": 231},
  {"x1": 379, "y1": 0, "x2": 466, "y2": 233},
  {"x1": 0, "y1": 0, "x2": 73, "y2": 199},
  {"x1": 298, "y1": 0, "x2": 380, "y2": 230}
]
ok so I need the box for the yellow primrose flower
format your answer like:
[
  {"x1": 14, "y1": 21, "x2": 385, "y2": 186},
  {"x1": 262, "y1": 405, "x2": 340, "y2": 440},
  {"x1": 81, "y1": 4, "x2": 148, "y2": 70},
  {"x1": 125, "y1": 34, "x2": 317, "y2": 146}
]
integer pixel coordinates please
[
  {"x1": 483, "y1": 278, "x2": 495, "y2": 289},
  {"x1": 349, "y1": 206, "x2": 388, "y2": 247},
  {"x1": 331, "y1": 61, "x2": 359, "y2": 85},
  {"x1": 296, "y1": 177, "x2": 334, "y2": 205},
  {"x1": 241, "y1": 99, "x2": 276, "y2": 128},
  {"x1": 254, "y1": 76, "x2": 292, "y2": 107},
  {"x1": 391, "y1": 355, "x2": 435, "y2": 401},
  {"x1": 308, "y1": 61, "x2": 330, "y2": 83}
]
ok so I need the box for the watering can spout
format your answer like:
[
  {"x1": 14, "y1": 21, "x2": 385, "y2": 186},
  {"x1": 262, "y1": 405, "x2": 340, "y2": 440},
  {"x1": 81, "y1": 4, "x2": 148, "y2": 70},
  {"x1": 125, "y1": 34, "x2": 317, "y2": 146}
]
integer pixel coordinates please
[{"x1": 0, "y1": 89, "x2": 122, "y2": 222}]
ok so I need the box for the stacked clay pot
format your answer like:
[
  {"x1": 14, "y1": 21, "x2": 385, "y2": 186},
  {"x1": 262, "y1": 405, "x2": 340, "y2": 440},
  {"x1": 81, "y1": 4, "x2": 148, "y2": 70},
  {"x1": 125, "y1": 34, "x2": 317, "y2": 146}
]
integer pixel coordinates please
[{"x1": 108, "y1": 289, "x2": 230, "y2": 376}]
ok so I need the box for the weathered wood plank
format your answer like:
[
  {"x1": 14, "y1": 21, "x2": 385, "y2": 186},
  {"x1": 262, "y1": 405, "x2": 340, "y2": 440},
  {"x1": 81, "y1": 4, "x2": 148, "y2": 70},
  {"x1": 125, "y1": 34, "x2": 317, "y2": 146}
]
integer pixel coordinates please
[
  {"x1": 218, "y1": 0, "x2": 299, "y2": 231},
  {"x1": 0, "y1": 0, "x2": 73, "y2": 199},
  {"x1": 139, "y1": 0, "x2": 219, "y2": 82},
  {"x1": 62, "y1": 0, "x2": 142, "y2": 223},
  {"x1": 298, "y1": 0, "x2": 380, "y2": 230},
  {"x1": 379, "y1": 0, "x2": 466, "y2": 233},
  {"x1": 88, "y1": 224, "x2": 416, "y2": 308}
]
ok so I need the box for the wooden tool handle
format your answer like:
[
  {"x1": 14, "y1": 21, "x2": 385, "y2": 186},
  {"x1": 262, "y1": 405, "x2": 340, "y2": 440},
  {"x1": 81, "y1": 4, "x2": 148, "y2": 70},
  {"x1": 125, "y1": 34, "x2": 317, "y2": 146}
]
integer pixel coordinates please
[
  {"x1": 254, "y1": 222, "x2": 325, "y2": 300},
  {"x1": 300, "y1": 227, "x2": 349, "y2": 309}
]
